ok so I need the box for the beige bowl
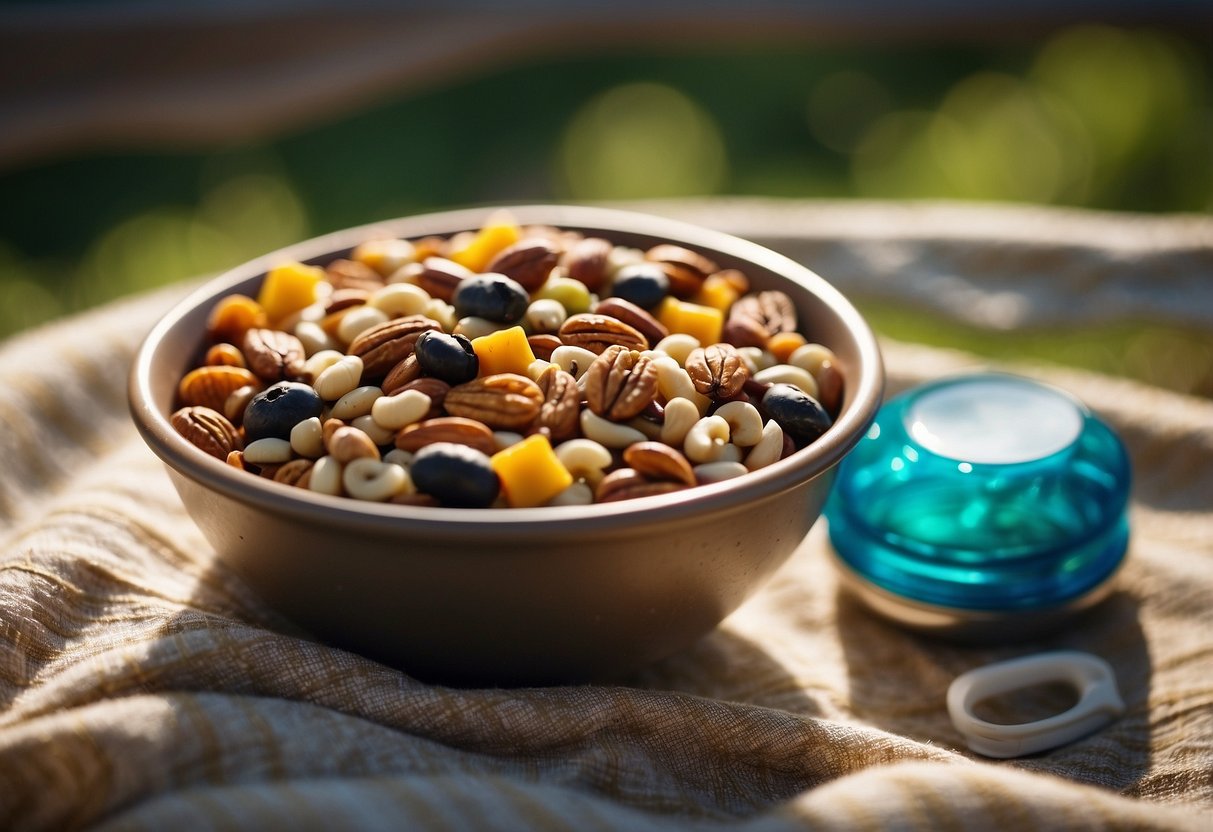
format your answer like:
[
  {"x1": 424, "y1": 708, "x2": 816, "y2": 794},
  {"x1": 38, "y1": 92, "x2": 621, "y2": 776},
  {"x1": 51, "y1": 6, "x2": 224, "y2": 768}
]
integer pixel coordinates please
[{"x1": 129, "y1": 205, "x2": 883, "y2": 685}]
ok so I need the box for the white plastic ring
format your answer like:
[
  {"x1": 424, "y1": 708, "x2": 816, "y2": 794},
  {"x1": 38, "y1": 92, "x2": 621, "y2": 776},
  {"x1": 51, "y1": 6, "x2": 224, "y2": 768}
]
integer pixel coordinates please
[{"x1": 947, "y1": 651, "x2": 1124, "y2": 759}]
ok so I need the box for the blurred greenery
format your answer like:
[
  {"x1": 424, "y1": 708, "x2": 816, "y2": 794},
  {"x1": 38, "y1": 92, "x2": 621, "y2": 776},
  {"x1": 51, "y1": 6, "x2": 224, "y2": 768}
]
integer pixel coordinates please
[{"x1": 0, "y1": 24, "x2": 1209, "y2": 394}]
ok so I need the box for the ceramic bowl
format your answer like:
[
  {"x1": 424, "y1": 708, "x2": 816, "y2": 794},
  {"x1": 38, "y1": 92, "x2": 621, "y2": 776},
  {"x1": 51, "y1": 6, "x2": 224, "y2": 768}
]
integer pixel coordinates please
[{"x1": 129, "y1": 205, "x2": 883, "y2": 685}]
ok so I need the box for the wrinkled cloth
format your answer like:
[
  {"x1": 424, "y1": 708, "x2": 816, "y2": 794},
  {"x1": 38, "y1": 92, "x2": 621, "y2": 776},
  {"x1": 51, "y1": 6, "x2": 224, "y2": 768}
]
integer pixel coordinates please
[{"x1": 1, "y1": 201, "x2": 1210, "y2": 830}]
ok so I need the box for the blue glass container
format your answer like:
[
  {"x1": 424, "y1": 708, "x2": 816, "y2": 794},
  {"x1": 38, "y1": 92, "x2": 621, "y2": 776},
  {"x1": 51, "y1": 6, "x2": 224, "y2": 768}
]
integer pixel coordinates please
[{"x1": 825, "y1": 373, "x2": 1131, "y2": 640}]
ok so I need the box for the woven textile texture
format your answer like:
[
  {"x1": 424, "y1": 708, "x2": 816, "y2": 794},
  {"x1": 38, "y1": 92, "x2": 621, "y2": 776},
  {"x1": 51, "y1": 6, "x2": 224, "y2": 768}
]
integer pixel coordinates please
[{"x1": 1, "y1": 202, "x2": 1210, "y2": 830}]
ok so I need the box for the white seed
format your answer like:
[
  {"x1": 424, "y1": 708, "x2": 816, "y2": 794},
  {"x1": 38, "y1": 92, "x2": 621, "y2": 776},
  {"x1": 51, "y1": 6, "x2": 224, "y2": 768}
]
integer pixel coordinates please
[
  {"x1": 453, "y1": 316, "x2": 505, "y2": 340},
  {"x1": 660, "y1": 397, "x2": 701, "y2": 447},
  {"x1": 294, "y1": 320, "x2": 338, "y2": 356},
  {"x1": 370, "y1": 282, "x2": 431, "y2": 317},
  {"x1": 371, "y1": 389, "x2": 432, "y2": 431},
  {"x1": 753, "y1": 364, "x2": 820, "y2": 398},
  {"x1": 551, "y1": 345, "x2": 599, "y2": 380},
  {"x1": 652, "y1": 355, "x2": 710, "y2": 415},
  {"x1": 330, "y1": 385, "x2": 383, "y2": 420},
  {"x1": 304, "y1": 349, "x2": 345, "y2": 380},
  {"x1": 554, "y1": 438, "x2": 613, "y2": 486},
  {"x1": 605, "y1": 245, "x2": 645, "y2": 278},
  {"x1": 625, "y1": 415, "x2": 663, "y2": 440},
  {"x1": 297, "y1": 301, "x2": 328, "y2": 323},
  {"x1": 351, "y1": 415, "x2": 396, "y2": 447},
  {"x1": 788, "y1": 343, "x2": 837, "y2": 377},
  {"x1": 308, "y1": 456, "x2": 343, "y2": 495},
  {"x1": 290, "y1": 416, "x2": 326, "y2": 459},
  {"x1": 493, "y1": 431, "x2": 525, "y2": 452},
  {"x1": 342, "y1": 457, "x2": 408, "y2": 502},
  {"x1": 652, "y1": 333, "x2": 700, "y2": 366},
  {"x1": 579, "y1": 411, "x2": 649, "y2": 449},
  {"x1": 745, "y1": 419, "x2": 785, "y2": 471},
  {"x1": 694, "y1": 461, "x2": 749, "y2": 484},
  {"x1": 314, "y1": 355, "x2": 364, "y2": 401},
  {"x1": 337, "y1": 305, "x2": 390, "y2": 345},
  {"x1": 424, "y1": 298, "x2": 457, "y2": 332},
  {"x1": 684, "y1": 415, "x2": 731, "y2": 463},
  {"x1": 243, "y1": 437, "x2": 292, "y2": 464},
  {"x1": 526, "y1": 359, "x2": 555, "y2": 383},
  {"x1": 547, "y1": 481, "x2": 595, "y2": 506},
  {"x1": 713, "y1": 400, "x2": 764, "y2": 446},
  {"x1": 525, "y1": 298, "x2": 567, "y2": 334},
  {"x1": 352, "y1": 237, "x2": 416, "y2": 275},
  {"x1": 383, "y1": 448, "x2": 414, "y2": 468},
  {"x1": 737, "y1": 347, "x2": 777, "y2": 375}
]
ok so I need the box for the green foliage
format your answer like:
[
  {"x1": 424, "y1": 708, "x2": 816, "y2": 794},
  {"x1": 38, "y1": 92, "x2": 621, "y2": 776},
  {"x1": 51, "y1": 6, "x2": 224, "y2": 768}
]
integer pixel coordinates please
[{"x1": 0, "y1": 25, "x2": 1208, "y2": 394}]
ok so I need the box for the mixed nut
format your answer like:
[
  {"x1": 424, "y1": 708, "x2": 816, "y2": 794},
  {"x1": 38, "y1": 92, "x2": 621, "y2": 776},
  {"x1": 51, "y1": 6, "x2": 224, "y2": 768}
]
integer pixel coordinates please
[{"x1": 171, "y1": 212, "x2": 845, "y2": 508}]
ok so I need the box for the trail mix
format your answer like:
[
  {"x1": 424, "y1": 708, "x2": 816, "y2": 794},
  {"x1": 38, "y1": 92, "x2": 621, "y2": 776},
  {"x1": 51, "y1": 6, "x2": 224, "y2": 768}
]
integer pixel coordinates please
[{"x1": 171, "y1": 213, "x2": 845, "y2": 508}]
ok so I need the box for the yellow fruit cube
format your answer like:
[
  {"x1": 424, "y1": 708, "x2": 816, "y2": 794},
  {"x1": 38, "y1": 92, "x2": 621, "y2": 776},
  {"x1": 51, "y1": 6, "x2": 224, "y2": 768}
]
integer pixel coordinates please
[
  {"x1": 257, "y1": 261, "x2": 325, "y2": 324},
  {"x1": 656, "y1": 297, "x2": 723, "y2": 346},
  {"x1": 448, "y1": 213, "x2": 521, "y2": 273},
  {"x1": 472, "y1": 326, "x2": 536, "y2": 377},
  {"x1": 491, "y1": 434, "x2": 573, "y2": 508},
  {"x1": 692, "y1": 274, "x2": 741, "y2": 312}
]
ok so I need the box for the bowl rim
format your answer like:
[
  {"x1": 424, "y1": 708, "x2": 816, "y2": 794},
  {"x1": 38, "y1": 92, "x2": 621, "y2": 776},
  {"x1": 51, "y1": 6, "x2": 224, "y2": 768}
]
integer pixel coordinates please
[{"x1": 129, "y1": 204, "x2": 884, "y2": 541}]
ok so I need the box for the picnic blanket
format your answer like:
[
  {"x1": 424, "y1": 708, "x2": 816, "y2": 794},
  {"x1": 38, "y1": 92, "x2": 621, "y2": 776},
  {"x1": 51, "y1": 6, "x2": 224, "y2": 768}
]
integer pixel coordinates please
[{"x1": 1, "y1": 200, "x2": 1210, "y2": 830}]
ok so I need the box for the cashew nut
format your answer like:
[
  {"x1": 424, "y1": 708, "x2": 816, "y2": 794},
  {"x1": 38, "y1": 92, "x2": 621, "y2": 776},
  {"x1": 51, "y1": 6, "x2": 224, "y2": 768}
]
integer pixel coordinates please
[
  {"x1": 243, "y1": 437, "x2": 292, "y2": 464},
  {"x1": 684, "y1": 415, "x2": 734, "y2": 463},
  {"x1": 290, "y1": 416, "x2": 326, "y2": 459},
  {"x1": 694, "y1": 461, "x2": 750, "y2": 484},
  {"x1": 753, "y1": 364, "x2": 820, "y2": 398},
  {"x1": 308, "y1": 455, "x2": 343, "y2": 495},
  {"x1": 579, "y1": 411, "x2": 649, "y2": 449},
  {"x1": 330, "y1": 385, "x2": 383, "y2": 420},
  {"x1": 551, "y1": 345, "x2": 599, "y2": 380},
  {"x1": 313, "y1": 355, "x2": 364, "y2": 401},
  {"x1": 744, "y1": 419, "x2": 785, "y2": 471},
  {"x1": 342, "y1": 457, "x2": 409, "y2": 502},
  {"x1": 336, "y1": 305, "x2": 389, "y2": 345},
  {"x1": 713, "y1": 400, "x2": 765, "y2": 447},
  {"x1": 660, "y1": 397, "x2": 701, "y2": 447},
  {"x1": 652, "y1": 333, "x2": 700, "y2": 366},
  {"x1": 554, "y1": 437, "x2": 614, "y2": 485},
  {"x1": 371, "y1": 389, "x2": 432, "y2": 431},
  {"x1": 369, "y1": 282, "x2": 431, "y2": 317}
]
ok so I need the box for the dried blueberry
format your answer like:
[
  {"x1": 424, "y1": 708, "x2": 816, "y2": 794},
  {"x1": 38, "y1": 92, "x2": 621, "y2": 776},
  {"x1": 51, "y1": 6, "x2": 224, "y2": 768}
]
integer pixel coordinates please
[
  {"x1": 410, "y1": 442, "x2": 500, "y2": 508},
  {"x1": 414, "y1": 330, "x2": 479, "y2": 384},
  {"x1": 242, "y1": 381, "x2": 324, "y2": 442},
  {"x1": 761, "y1": 383, "x2": 833, "y2": 446},
  {"x1": 610, "y1": 263, "x2": 669, "y2": 310},
  {"x1": 452, "y1": 273, "x2": 529, "y2": 323}
]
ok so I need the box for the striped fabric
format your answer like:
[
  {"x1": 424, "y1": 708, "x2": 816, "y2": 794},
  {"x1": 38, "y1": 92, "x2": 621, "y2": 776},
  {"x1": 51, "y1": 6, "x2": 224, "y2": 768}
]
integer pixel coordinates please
[{"x1": 1, "y1": 204, "x2": 1210, "y2": 830}]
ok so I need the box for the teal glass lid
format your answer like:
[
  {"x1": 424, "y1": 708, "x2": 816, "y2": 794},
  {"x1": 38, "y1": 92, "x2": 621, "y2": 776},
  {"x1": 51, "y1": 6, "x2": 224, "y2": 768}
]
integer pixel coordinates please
[{"x1": 825, "y1": 372, "x2": 1131, "y2": 624}]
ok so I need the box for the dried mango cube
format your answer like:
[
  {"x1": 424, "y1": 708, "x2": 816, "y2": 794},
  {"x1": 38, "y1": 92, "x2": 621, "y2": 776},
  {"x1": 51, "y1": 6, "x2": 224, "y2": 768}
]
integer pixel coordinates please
[
  {"x1": 692, "y1": 273, "x2": 741, "y2": 312},
  {"x1": 472, "y1": 326, "x2": 536, "y2": 377},
  {"x1": 258, "y1": 261, "x2": 325, "y2": 324},
  {"x1": 448, "y1": 213, "x2": 521, "y2": 273},
  {"x1": 491, "y1": 434, "x2": 573, "y2": 508},
  {"x1": 656, "y1": 297, "x2": 723, "y2": 347}
]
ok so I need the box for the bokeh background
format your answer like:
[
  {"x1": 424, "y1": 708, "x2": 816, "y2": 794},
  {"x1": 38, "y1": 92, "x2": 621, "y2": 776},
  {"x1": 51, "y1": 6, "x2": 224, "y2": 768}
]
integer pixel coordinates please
[{"x1": 2, "y1": 4, "x2": 1210, "y2": 395}]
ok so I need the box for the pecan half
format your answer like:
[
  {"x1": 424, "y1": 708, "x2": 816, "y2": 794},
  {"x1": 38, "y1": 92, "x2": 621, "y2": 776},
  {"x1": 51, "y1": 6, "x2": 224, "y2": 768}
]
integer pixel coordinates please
[
  {"x1": 443, "y1": 373, "x2": 544, "y2": 430},
  {"x1": 395, "y1": 417, "x2": 496, "y2": 456},
  {"x1": 485, "y1": 238, "x2": 560, "y2": 291},
  {"x1": 685, "y1": 342, "x2": 748, "y2": 400},
  {"x1": 273, "y1": 458, "x2": 315, "y2": 487},
  {"x1": 348, "y1": 315, "x2": 441, "y2": 378},
  {"x1": 533, "y1": 365, "x2": 581, "y2": 442},
  {"x1": 724, "y1": 290, "x2": 797, "y2": 347},
  {"x1": 622, "y1": 441, "x2": 696, "y2": 486},
  {"x1": 381, "y1": 354, "x2": 422, "y2": 395},
  {"x1": 326, "y1": 258, "x2": 385, "y2": 292},
  {"x1": 583, "y1": 345, "x2": 658, "y2": 422},
  {"x1": 593, "y1": 297, "x2": 668, "y2": 347},
  {"x1": 646, "y1": 244, "x2": 719, "y2": 299},
  {"x1": 527, "y1": 333, "x2": 563, "y2": 362},
  {"x1": 559, "y1": 313, "x2": 648, "y2": 354},
  {"x1": 323, "y1": 288, "x2": 371, "y2": 315},
  {"x1": 177, "y1": 365, "x2": 259, "y2": 412},
  {"x1": 242, "y1": 327, "x2": 307, "y2": 382},
  {"x1": 418, "y1": 256, "x2": 474, "y2": 301},
  {"x1": 171, "y1": 406, "x2": 242, "y2": 459},
  {"x1": 564, "y1": 237, "x2": 614, "y2": 291},
  {"x1": 595, "y1": 468, "x2": 685, "y2": 503}
]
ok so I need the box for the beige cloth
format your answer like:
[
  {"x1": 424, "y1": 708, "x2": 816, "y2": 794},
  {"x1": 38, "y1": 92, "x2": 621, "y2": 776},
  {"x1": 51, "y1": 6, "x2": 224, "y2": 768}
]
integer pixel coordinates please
[{"x1": 1, "y1": 202, "x2": 1210, "y2": 830}]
